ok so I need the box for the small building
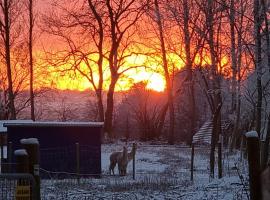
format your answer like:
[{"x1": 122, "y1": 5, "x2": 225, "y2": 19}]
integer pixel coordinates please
[
  {"x1": 192, "y1": 120, "x2": 231, "y2": 145},
  {"x1": 3, "y1": 121, "x2": 103, "y2": 177}
]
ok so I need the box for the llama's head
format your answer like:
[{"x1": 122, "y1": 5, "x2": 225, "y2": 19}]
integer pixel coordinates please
[
  {"x1": 123, "y1": 146, "x2": 128, "y2": 156},
  {"x1": 132, "y1": 143, "x2": 137, "y2": 152}
]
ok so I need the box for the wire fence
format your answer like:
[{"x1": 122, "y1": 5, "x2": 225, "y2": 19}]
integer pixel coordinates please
[
  {"x1": 40, "y1": 145, "x2": 100, "y2": 177},
  {"x1": 37, "y1": 144, "x2": 249, "y2": 200},
  {"x1": 0, "y1": 144, "x2": 249, "y2": 199},
  {"x1": 0, "y1": 173, "x2": 36, "y2": 200}
]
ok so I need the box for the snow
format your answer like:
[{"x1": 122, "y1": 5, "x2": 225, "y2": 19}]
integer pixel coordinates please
[
  {"x1": 14, "y1": 149, "x2": 28, "y2": 156},
  {"x1": 40, "y1": 142, "x2": 249, "y2": 200},
  {"x1": 20, "y1": 138, "x2": 39, "y2": 145},
  {"x1": 0, "y1": 120, "x2": 33, "y2": 132},
  {"x1": 245, "y1": 131, "x2": 258, "y2": 138}
]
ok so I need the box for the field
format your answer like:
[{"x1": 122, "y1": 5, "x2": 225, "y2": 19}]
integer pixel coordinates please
[{"x1": 41, "y1": 142, "x2": 249, "y2": 200}]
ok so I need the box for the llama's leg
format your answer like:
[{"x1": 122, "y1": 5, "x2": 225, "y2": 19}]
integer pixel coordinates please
[
  {"x1": 118, "y1": 163, "x2": 121, "y2": 175},
  {"x1": 124, "y1": 164, "x2": 127, "y2": 175},
  {"x1": 109, "y1": 161, "x2": 116, "y2": 175},
  {"x1": 112, "y1": 162, "x2": 116, "y2": 175},
  {"x1": 118, "y1": 163, "x2": 122, "y2": 176},
  {"x1": 109, "y1": 162, "x2": 112, "y2": 175}
]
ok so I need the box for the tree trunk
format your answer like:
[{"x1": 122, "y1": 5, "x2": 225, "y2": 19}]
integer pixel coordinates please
[
  {"x1": 96, "y1": 89, "x2": 104, "y2": 122},
  {"x1": 4, "y1": 0, "x2": 16, "y2": 119},
  {"x1": 156, "y1": 102, "x2": 168, "y2": 138},
  {"x1": 88, "y1": 0, "x2": 105, "y2": 123},
  {"x1": 229, "y1": 0, "x2": 237, "y2": 112},
  {"x1": 29, "y1": 0, "x2": 35, "y2": 121},
  {"x1": 183, "y1": 0, "x2": 196, "y2": 145},
  {"x1": 262, "y1": 117, "x2": 270, "y2": 169},
  {"x1": 104, "y1": 76, "x2": 117, "y2": 139},
  {"x1": 210, "y1": 103, "x2": 222, "y2": 178},
  {"x1": 254, "y1": 0, "x2": 262, "y2": 138},
  {"x1": 154, "y1": 0, "x2": 175, "y2": 144}
]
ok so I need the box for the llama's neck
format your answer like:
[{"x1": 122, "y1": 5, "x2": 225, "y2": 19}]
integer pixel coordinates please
[{"x1": 128, "y1": 147, "x2": 136, "y2": 161}]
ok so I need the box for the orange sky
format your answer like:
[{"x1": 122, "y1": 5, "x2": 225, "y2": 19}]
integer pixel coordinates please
[{"x1": 31, "y1": 0, "x2": 233, "y2": 93}]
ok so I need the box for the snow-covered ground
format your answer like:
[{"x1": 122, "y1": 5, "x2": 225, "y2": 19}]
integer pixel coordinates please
[{"x1": 41, "y1": 142, "x2": 249, "y2": 200}]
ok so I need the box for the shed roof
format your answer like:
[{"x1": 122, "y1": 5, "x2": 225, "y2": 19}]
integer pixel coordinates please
[
  {"x1": 3, "y1": 121, "x2": 104, "y2": 128},
  {"x1": 0, "y1": 120, "x2": 33, "y2": 133}
]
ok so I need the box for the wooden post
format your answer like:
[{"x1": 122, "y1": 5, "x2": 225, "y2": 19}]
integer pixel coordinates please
[
  {"x1": 218, "y1": 136, "x2": 222, "y2": 178},
  {"x1": 14, "y1": 149, "x2": 29, "y2": 173},
  {"x1": 132, "y1": 143, "x2": 136, "y2": 180},
  {"x1": 76, "y1": 143, "x2": 80, "y2": 184},
  {"x1": 14, "y1": 149, "x2": 30, "y2": 199},
  {"x1": 240, "y1": 136, "x2": 244, "y2": 162},
  {"x1": 0, "y1": 134, "x2": 3, "y2": 173},
  {"x1": 245, "y1": 131, "x2": 261, "y2": 200},
  {"x1": 8, "y1": 141, "x2": 12, "y2": 173},
  {"x1": 21, "y1": 138, "x2": 40, "y2": 200},
  {"x1": 218, "y1": 142, "x2": 222, "y2": 178},
  {"x1": 191, "y1": 143, "x2": 194, "y2": 181}
]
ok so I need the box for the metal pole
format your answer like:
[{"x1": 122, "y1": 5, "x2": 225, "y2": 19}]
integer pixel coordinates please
[
  {"x1": 191, "y1": 143, "x2": 194, "y2": 181},
  {"x1": 218, "y1": 141, "x2": 222, "y2": 178},
  {"x1": 8, "y1": 142, "x2": 12, "y2": 173},
  {"x1": 132, "y1": 143, "x2": 136, "y2": 180},
  {"x1": 76, "y1": 143, "x2": 80, "y2": 184}
]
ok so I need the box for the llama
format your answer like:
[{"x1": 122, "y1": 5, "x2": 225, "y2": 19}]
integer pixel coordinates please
[
  {"x1": 109, "y1": 146, "x2": 128, "y2": 175},
  {"x1": 118, "y1": 146, "x2": 128, "y2": 176}
]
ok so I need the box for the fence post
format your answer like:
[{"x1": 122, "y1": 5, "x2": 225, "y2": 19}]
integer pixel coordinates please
[
  {"x1": 245, "y1": 131, "x2": 261, "y2": 200},
  {"x1": 132, "y1": 143, "x2": 136, "y2": 180},
  {"x1": 0, "y1": 134, "x2": 3, "y2": 170},
  {"x1": 20, "y1": 138, "x2": 40, "y2": 200},
  {"x1": 218, "y1": 137, "x2": 222, "y2": 178},
  {"x1": 14, "y1": 149, "x2": 29, "y2": 174},
  {"x1": 76, "y1": 143, "x2": 80, "y2": 184},
  {"x1": 14, "y1": 149, "x2": 29, "y2": 188},
  {"x1": 191, "y1": 143, "x2": 194, "y2": 182},
  {"x1": 8, "y1": 142, "x2": 12, "y2": 173}
]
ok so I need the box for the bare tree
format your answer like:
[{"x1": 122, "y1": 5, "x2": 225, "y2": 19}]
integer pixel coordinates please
[
  {"x1": 146, "y1": 0, "x2": 175, "y2": 144},
  {"x1": 0, "y1": 0, "x2": 19, "y2": 119},
  {"x1": 27, "y1": 0, "x2": 35, "y2": 120},
  {"x1": 166, "y1": 0, "x2": 205, "y2": 144},
  {"x1": 43, "y1": 0, "x2": 106, "y2": 122},
  {"x1": 103, "y1": 0, "x2": 148, "y2": 138},
  {"x1": 254, "y1": 0, "x2": 262, "y2": 136},
  {"x1": 118, "y1": 82, "x2": 167, "y2": 140}
]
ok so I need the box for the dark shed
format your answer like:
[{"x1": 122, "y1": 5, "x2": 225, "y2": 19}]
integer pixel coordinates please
[{"x1": 4, "y1": 121, "x2": 103, "y2": 176}]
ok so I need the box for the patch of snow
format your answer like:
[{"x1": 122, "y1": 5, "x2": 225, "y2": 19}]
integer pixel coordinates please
[
  {"x1": 14, "y1": 149, "x2": 28, "y2": 156},
  {"x1": 245, "y1": 131, "x2": 258, "y2": 138},
  {"x1": 0, "y1": 120, "x2": 33, "y2": 132},
  {"x1": 20, "y1": 138, "x2": 39, "y2": 145}
]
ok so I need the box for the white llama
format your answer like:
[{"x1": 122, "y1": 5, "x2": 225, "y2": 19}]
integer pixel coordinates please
[
  {"x1": 109, "y1": 143, "x2": 137, "y2": 176},
  {"x1": 109, "y1": 146, "x2": 128, "y2": 175},
  {"x1": 118, "y1": 146, "x2": 128, "y2": 176}
]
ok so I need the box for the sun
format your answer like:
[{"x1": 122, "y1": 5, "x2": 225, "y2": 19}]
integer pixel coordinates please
[
  {"x1": 127, "y1": 70, "x2": 166, "y2": 92},
  {"x1": 146, "y1": 73, "x2": 166, "y2": 92}
]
